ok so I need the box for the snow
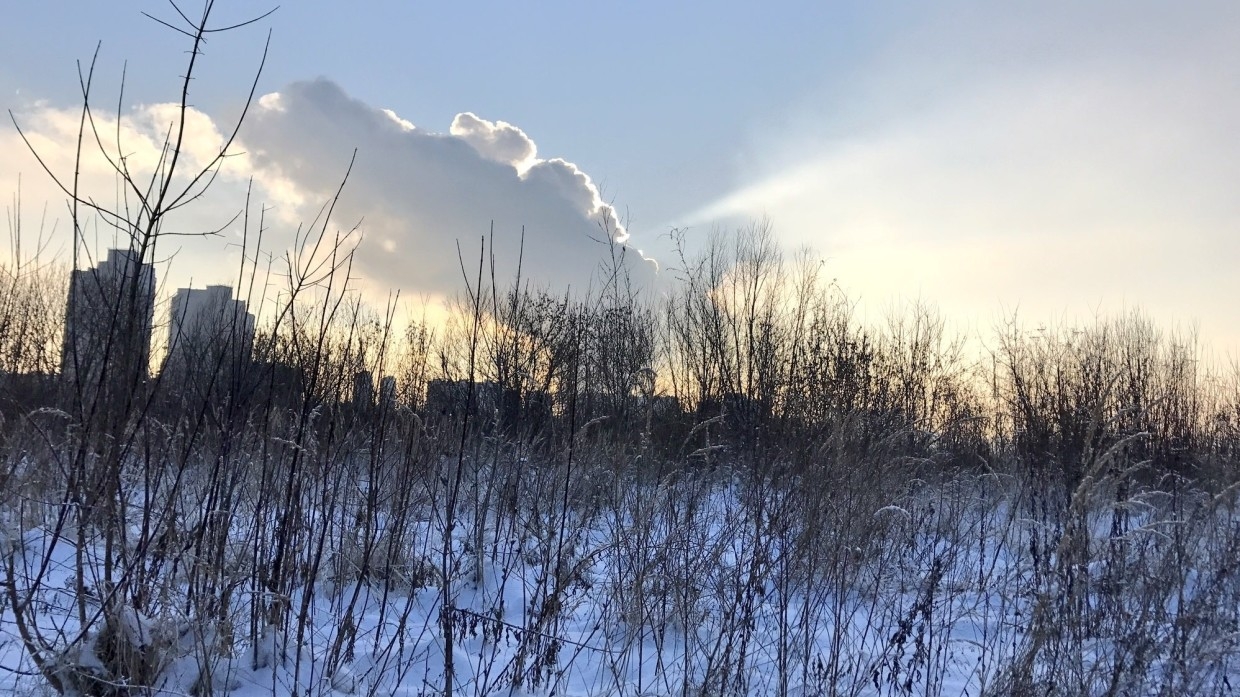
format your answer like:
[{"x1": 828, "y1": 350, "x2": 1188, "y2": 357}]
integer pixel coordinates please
[{"x1": 2, "y1": 471, "x2": 1238, "y2": 696}]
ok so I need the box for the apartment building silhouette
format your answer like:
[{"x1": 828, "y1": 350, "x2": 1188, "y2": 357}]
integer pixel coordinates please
[
  {"x1": 60, "y1": 248, "x2": 156, "y2": 398},
  {"x1": 163, "y1": 284, "x2": 256, "y2": 395}
]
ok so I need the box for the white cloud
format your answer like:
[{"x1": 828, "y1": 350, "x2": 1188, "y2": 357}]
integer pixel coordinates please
[
  {"x1": 240, "y1": 78, "x2": 652, "y2": 298},
  {"x1": 450, "y1": 112, "x2": 537, "y2": 173},
  {"x1": 381, "y1": 109, "x2": 416, "y2": 132},
  {"x1": 256, "y1": 92, "x2": 284, "y2": 113}
]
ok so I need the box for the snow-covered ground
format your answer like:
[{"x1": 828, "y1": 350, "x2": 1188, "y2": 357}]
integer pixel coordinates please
[{"x1": 3, "y1": 466, "x2": 1238, "y2": 696}]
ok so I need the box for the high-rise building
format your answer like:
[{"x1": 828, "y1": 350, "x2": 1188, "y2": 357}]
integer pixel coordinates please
[
  {"x1": 352, "y1": 370, "x2": 375, "y2": 410},
  {"x1": 379, "y1": 375, "x2": 398, "y2": 407},
  {"x1": 164, "y1": 285, "x2": 255, "y2": 385},
  {"x1": 60, "y1": 248, "x2": 156, "y2": 394}
]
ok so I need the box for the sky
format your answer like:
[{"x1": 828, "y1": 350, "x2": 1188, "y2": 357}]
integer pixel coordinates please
[{"x1": 1, "y1": 1, "x2": 1238, "y2": 356}]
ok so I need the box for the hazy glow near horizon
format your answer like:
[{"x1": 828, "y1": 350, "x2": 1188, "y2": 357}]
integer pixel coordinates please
[{"x1": 1, "y1": 1, "x2": 1237, "y2": 355}]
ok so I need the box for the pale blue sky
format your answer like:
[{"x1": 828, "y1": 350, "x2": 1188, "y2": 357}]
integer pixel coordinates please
[{"x1": 3, "y1": 2, "x2": 1239, "y2": 353}]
